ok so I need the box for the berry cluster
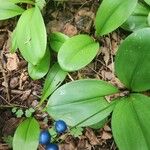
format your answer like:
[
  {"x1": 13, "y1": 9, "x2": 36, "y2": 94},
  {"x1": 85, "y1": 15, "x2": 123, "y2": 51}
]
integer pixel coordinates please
[{"x1": 39, "y1": 120, "x2": 67, "y2": 150}]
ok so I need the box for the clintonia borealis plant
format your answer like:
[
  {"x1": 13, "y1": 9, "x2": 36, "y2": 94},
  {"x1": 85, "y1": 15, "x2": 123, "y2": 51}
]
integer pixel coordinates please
[{"x1": 1, "y1": 0, "x2": 150, "y2": 150}]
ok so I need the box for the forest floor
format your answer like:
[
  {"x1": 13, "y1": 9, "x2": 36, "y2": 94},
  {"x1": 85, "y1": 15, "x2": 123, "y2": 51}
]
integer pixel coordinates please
[{"x1": 0, "y1": 0, "x2": 127, "y2": 149}]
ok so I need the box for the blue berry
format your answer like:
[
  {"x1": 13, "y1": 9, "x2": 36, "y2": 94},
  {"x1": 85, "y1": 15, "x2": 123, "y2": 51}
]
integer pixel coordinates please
[
  {"x1": 46, "y1": 144, "x2": 59, "y2": 150},
  {"x1": 55, "y1": 120, "x2": 67, "y2": 133},
  {"x1": 39, "y1": 130, "x2": 51, "y2": 145}
]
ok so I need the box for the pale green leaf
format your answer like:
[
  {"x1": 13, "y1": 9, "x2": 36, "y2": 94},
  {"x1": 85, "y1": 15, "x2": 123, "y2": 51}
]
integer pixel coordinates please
[
  {"x1": 115, "y1": 28, "x2": 150, "y2": 92},
  {"x1": 90, "y1": 117, "x2": 107, "y2": 129},
  {"x1": 0, "y1": 1, "x2": 24, "y2": 20},
  {"x1": 41, "y1": 63, "x2": 67, "y2": 102},
  {"x1": 10, "y1": 29, "x2": 18, "y2": 53},
  {"x1": 35, "y1": 0, "x2": 46, "y2": 10},
  {"x1": 28, "y1": 48, "x2": 50, "y2": 80},
  {"x1": 112, "y1": 94, "x2": 150, "y2": 150},
  {"x1": 48, "y1": 32, "x2": 69, "y2": 52},
  {"x1": 9, "y1": 0, "x2": 34, "y2": 4},
  {"x1": 122, "y1": 3, "x2": 150, "y2": 31},
  {"x1": 58, "y1": 34, "x2": 99, "y2": 71},
  {"x1": 95, "y1": 0, "x2": 138, "y2": 35},
  {"x1": 13, "y1": 118, "x2": 40, "y2": 150},
  {"x1": 144, "y1": 0, "x2": 150, "y2": 6},
  {"x1": 16, "y1": 6, "x2": 47, "y2": 65},
  {"x1": 47, "y1": 79, "x2": 118, "y2": 127}
]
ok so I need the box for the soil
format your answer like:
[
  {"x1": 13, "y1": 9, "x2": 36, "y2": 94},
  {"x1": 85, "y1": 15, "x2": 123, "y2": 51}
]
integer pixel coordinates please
[{"x1": 0, "y1": 0, "x2": 127, "y2": 150}]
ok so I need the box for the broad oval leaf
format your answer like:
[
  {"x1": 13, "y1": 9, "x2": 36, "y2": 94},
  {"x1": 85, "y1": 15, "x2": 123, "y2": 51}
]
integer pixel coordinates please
[
  {"x1": 58, "y1": 35, "x2": 99, "y2": 72},
  {"x1": 28, "y1": 48, "x2": 50, "y2": 80},
  {"x1": 112, "y1": 94, "x2": 150, "y2": 150},
  {"x1": 47, "y1": 79, "x2": 118, "y2": 127},
  {"x1": 0, "y1": 0, "x2": 24, "y2": 20},
  {"x1": 35, "y1": 0, "x2": 46, "y2": 10},
  {"x1": 9, "y1": 0, "x2": 33, "y2": 4},
  {"x1": 40, "y1": 63, "x2": 67, "y2": 102},
  {"x1": 16, "y1": 6, "x2": 47, "y2": 65},
  {"x1": 115, "y1": 28, "x2": 150, "y2": 92},
  {"x1": 122, "y1": 3, "x2": 150, "y2": 31},
  {"x1": 48, "y1": 32, "x2": 69, "y2": 52},
  {"x1": 95, "y1": 0, "x2": 138, "y2": 36},
  {"x1": 13, "y1": 117, "x2": 40, "y2": 150},
  {"x1": 90, "y1": 117, "x2": 107, "y2": 129},
  {"x1": 10, "y1": 29, "x2": 18, "y2": 53},
  {"x1": 144, "y1": 0, "x2": 150, "y2": 6}
]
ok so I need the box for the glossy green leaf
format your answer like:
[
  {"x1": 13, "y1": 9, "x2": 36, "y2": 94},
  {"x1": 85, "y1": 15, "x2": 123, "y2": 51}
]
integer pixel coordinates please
[
  {"x1": 95, "y1": 0, "x2": 138, "y2": 35},
  {"x1": 90, "y1": 117, "x2": 107, "y2": 129},
  {"x1": 48, "y1": 32, "x2": 69, "y2": 52},
  {"x1": 0, "y1": 0, "x2": 24, "y2": 20},
  {"x1": 13, "y1": 117, "x2": 40, "y2": 150},
  {"x1": 9, "y1": 0, "x2": 33, "y2": 4},
  {"x1": 115, "y1": 28, "x2": 150, "y2": 92},
  {"x1": 47, "y1": 79, "x2": 118, "y2": 127},
  {"x1": 144, "y1": 0, "x2": 150, "y2": 6},
  {"x1": 58, "y1": 35, "x2": 99, "y2": 72},
  {"x1": 35, "y1": 0, "x2": 46, "y2": 10},
  {"x1": 112, "y1": 94, "x2": 150, "y2": 150},
  {"x1": 122, "y1": 3, "x2": 150, "y2": 31},
  {"x1": 40, "y1": 63, "x2": 67, "y2": 102},
  {"x1": 16, "y1": 6, "x2": 47, "y2": 65},
  {"x1": 148, "y1": 12, "x2": 150, "y2": 26},
  {"x1": 70, "y1": 127, "x2": 83, "y2": 138},
  {"x1": 28, "y1": 48, "x2": 50, "y2": 80},
  {"x1": 10, "y1": 29, "x2": 18, "y2": 53}
]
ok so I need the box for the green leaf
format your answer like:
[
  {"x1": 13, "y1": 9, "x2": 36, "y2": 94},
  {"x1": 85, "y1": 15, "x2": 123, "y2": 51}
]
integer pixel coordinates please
[
  {"x1": 28, "y1": 48, "x2": 50, "y2": 80},
  {"x1": 148, "y1": 12, "x2": 150, "y2": 26},
  {"x1": 16, "y1": 109, "x2": 24, "y2": 118},
  {"x1": 122, "y1": 3, "x2": 150, "y2": 31},
  {"x1": 70, "y1": 127, "x2": 83, "y2": 138},
  {"x1": 95, "y1": 0, "x2": 138, "y2": 36},
  {"x1": 10, "y1": 29, "x2": 18, "y2": 53},
  {"x1": 112, "y1": 94, "x2": 150, "y2": 150},
  {"x1": 13, "y1": 118, "x2": 40, "y2": 150},
  {"x1": 35, "y1": 0, "x2": 46, "y2": 10},
  {"x1": 58, "y1": 34, "x2": 99, "y2": 72},
  {"x1": 0, "y1": 0, "x2": 24, "y2": 20},
  {"x1": 47, "y1": 79, "x2": 118, "y2": 127},
  {"x1": 25, "y1": 110, "x2": 32, "y2": 118},
  {"x1": 49, "y1": 127, "x2": 57, "y2": 139},
  {"x1": 144, "y1": 0, "x2": 150, "y2": 6},
  {"x1": 90, "y1": 117, "x2": 107, "y2": 129},
  {"x1": 9, "y1": 0, "x2": 34, "y2": 4},
  {"x1": 115, "y1": 28, "x2": 150, "y2": 92},
  {"x1": 48, "y1": 32, "x2": 69, "y2": 52},
  {"x1": 16, "y1": 6, "x2": 47, "y2": 65},
  {"x1": 41, "y1": 63, "x2": 67, "y2": 102},
  {"x1": 12, "y1": 107, "x2": 17, "y2": 113}
]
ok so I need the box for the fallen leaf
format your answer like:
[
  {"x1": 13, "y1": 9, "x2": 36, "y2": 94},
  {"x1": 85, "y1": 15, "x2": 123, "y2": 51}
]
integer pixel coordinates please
[
  {"x1": 6, "y1": 53, "x2": 19, "y2": 71},
  {"x1": 101, "y1": 131, "x2": 112, "y2": 140},
  {"x1": 63, "y1": 23, "x2": 78, "y2": 37}
]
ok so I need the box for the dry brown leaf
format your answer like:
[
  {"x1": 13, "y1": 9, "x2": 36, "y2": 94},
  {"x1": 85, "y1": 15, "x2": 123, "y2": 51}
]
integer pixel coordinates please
[
  {"x1": 10, "y1": 77, "x2": 19, "y2": 89},
  {"x1": 63, "y1": 23, "x2": 78, "y2": 37},
  {"x1": 20, "y1": 89, "x2": 31, "y2": 101},
  {"x1": 6, "y1": 53, "x2": 19, "y2": 71},
  {"x1": 104, "y1": 125, "x2": 111, "y2": 132},
  {"x1": 2, "y1": 118, "x2": 21, "y2": 136},
  {"x1": 101, "y1": 131, "x2": 112, "y2": 140},
  {"x1": 101, "y1": 47, "x2": 110, "y2": 66},
  {"x1": 85, "y1": 128, "x2": 100, "y2": 145}
]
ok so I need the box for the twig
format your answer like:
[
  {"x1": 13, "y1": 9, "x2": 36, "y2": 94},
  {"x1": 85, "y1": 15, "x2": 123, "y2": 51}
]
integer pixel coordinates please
[
  {"x1": 67, "y1": 73, "x2": 74, "y2": 81},
  {"x1": 0, "y1": 51, "x2": 10, "y2": 102}
]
